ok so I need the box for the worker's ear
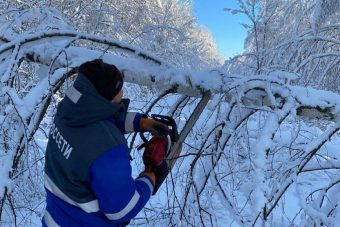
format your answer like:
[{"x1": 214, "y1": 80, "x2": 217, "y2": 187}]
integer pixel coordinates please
[
  {"x1": 120, "y1": 70, "x2": 125, "y2": 79},
  {"x1": 111, "y1": 89, "x2": 123, "y2": 104}
]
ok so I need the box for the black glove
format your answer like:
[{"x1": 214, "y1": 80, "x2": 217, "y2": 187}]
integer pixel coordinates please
[{"x1": 152, "y1": 161, "x2": 169, "y2": 195}]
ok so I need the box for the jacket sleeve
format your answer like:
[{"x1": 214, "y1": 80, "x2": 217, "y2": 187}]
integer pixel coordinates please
[
  {"x1": 114, "y1": 112, "x2": 145, "y2": 134},
  {"x1": 125, "y1": 112, "x2": 145, "y2": 133},
  {"x1": 89, "y1": 144, "x2": 154, "y2": 223}
]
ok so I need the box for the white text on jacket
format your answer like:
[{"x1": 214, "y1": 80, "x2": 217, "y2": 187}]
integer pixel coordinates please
[{"x1": 50, "y1": 123, "x2": 73, "y2": 159}]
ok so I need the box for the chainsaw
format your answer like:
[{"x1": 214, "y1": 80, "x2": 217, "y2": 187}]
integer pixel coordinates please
[{"x1": 138, "y1": 114, "x2": 182, "y2": 194}]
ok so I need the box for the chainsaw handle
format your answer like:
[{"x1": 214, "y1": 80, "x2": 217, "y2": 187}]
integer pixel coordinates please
[
  {"x1": 151, "y1": 114, "x2": 178, "y2": 142},
  {"x1": 139, "y1": 114, "x2": 177, "y2": 144},
  {"x1": 139, "y1": 130, "x2": 148, "y2": 143}
]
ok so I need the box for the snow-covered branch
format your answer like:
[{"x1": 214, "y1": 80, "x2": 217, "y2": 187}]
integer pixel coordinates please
[{"x1": 1, "y1": 27, "x2": 338, "y2": 122}]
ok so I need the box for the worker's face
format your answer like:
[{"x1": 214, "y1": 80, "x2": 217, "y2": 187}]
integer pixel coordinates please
[{"x1": 112, "y1": 88, "x2": 123, "y2": 104}]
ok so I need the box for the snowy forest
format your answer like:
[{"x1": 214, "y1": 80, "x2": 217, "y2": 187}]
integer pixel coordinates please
[{"x1": 0, "y1": 0, "x2": 339, "y2": 226}]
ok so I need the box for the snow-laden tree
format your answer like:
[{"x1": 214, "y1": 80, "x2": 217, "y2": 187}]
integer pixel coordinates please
[
  {"x1": 48, "y1": 0, "x2": 223, "y2": 68},
  {"x1": 0, "y1": 1, "x2": 340, "y2": 227},
  {"x1": 219, "y1": 0, "x2": 340, "y2": 225},
  {"x1": 226, "y1": 0, "x2": 339, "y2": 92}
]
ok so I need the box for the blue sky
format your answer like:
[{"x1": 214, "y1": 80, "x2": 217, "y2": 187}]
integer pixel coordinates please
[{"x1": 193, "y1": 0, "x2": 248, "y2": 60}]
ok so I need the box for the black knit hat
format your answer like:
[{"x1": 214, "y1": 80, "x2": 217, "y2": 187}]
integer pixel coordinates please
[{"x1": 78, "y1": 59, "x2": 124, "y2": 100}]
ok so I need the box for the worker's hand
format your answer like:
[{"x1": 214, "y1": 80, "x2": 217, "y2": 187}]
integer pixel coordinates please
[
  {"x1": 141, "y1": 164, "x2": 168, "y2": 196},
  {"x1": 139, "y1": 170, "x2": 156, "y2": 186},
  {"x1": 140, "y1": 118, "x2": 169, "y2": 136},
  {"x1": 142, "y1": 137, "x2": 167, "y2": 166}
]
